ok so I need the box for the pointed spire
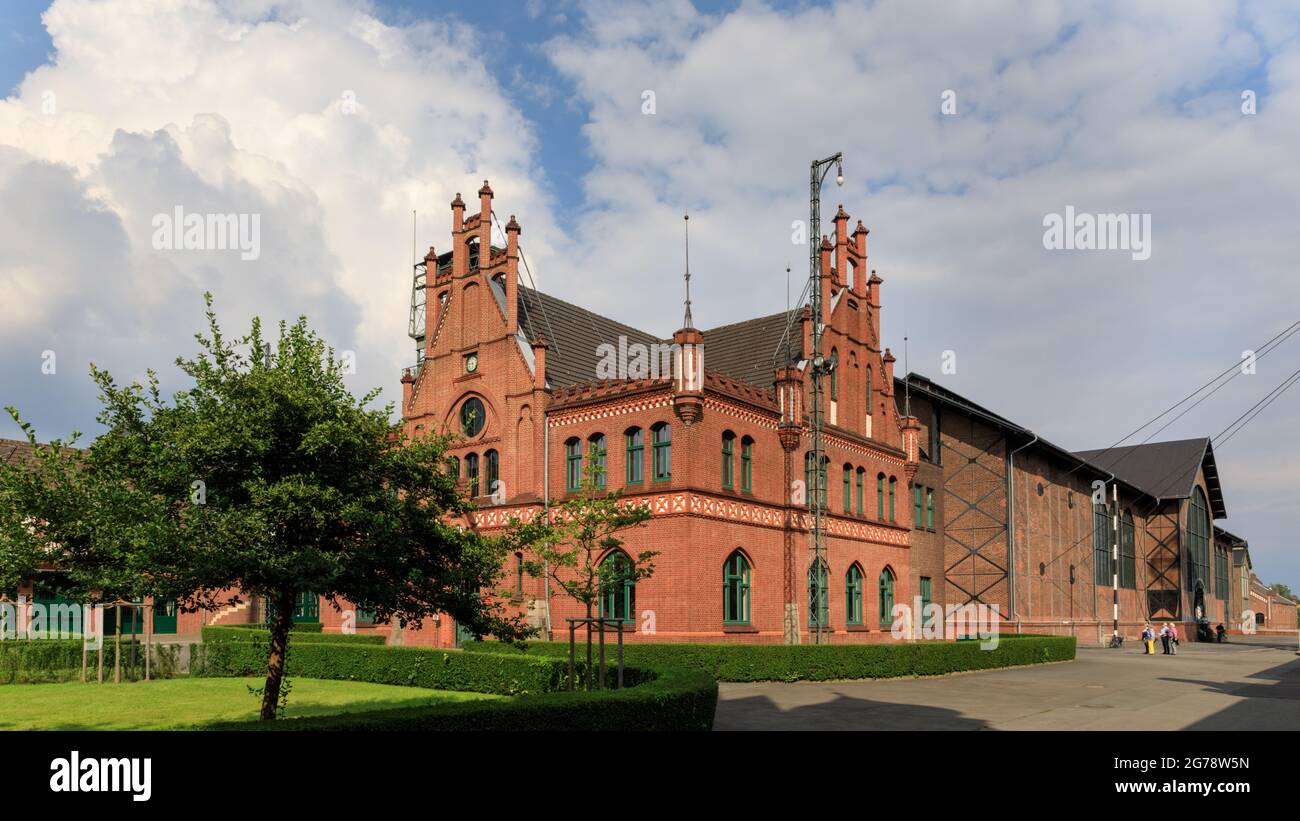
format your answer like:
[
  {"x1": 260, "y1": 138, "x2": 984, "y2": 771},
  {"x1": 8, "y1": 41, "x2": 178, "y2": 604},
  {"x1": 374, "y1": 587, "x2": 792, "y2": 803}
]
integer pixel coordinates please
[{"x1": 682, "y1": 210, "x2": 693, "y2": 329}]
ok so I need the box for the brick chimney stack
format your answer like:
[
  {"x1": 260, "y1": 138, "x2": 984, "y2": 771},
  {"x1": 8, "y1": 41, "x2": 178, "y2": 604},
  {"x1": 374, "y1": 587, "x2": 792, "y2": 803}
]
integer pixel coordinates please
[
  {"x1": 423, "y1": 245, "x2": 438, "y2": 356},
  {"x1": 505, "y1": 215, "x2": 521, "y2": 334},
  {"x1": 450, "y1": 193, "x2": 466, "y2": 277},
  {"x1": 477, "y1": 180, "x2": 494, "y2": 254},
  {"x1": 852, "y1": 221, "x2": 868, "y2": 294},
  {"x1": 819, "y1": 235, "x2": 833, "y2": 326},
  {"x1": 531, "y1": 336, "x2": 548, "y2": 390},
  {"x1": 400, "y1": 368, "x2": 415, "y2": 410},
  {"x1": 833, "y1": 205, "x2": 850, "y2": 287}
]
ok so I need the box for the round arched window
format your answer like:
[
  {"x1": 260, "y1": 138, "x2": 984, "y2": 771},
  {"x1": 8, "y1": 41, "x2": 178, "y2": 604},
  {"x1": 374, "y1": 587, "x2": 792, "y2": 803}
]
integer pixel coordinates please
[{"x1": 461, "y1": 397, "x2": 486, "y2": 437}]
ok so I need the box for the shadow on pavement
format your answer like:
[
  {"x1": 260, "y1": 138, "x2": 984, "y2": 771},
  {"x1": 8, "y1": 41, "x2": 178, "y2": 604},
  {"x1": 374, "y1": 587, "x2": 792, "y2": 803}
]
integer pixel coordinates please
[
  {"x1": 713, "y1": 692, "x2": 989, "y2": 731},
  {"x1": 1167, "y1": 655, "x2": 1300, "y2": 730}
]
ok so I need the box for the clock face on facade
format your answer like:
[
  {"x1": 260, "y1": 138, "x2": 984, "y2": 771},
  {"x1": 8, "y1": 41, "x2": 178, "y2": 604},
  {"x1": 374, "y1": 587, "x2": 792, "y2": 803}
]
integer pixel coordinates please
[
  {"x1": 465, "y1": 353, "x2": 478, "y2": 373},
  {"x1": 461, "y1": 397, "x2": 485, "y2": 437}
]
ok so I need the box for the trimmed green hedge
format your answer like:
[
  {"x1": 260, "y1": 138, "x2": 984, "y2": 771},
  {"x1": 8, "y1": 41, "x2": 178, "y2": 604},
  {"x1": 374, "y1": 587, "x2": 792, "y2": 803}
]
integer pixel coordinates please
[
  {"x1": 193, "y1": 641, "x2": 570, "y2": 695},
  {"x1": 191, "y1": 640, "x2": 717, "y2": 730},
  {"x1": 0, "y1": 639, "x2": 84, "y2": 683},
  {"x1": 222, "y1": 621, "x2": 324, "y2": 633},
  {"x1": 462, "y1": 635, "x2": 1076, "y2": 683},
  {"x1": 202, "y1": 663, "x2": 718, "y2": 731},
  {"x1": 201, "y1": 625, "x2": 386, "y2": 645},
  {"x1": 0, "y1": 639, "x2": 191, "y2": 683}
]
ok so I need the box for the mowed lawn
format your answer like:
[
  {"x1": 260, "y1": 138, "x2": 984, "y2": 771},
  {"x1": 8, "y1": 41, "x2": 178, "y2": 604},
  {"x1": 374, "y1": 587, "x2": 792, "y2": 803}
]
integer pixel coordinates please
[{"x1": 0, "y1": 677, "x2": 501, "y2": 730}]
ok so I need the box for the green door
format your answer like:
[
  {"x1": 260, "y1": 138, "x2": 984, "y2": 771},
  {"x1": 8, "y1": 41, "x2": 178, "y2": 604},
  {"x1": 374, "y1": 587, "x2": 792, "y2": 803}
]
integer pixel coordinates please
[
  {"x1": 152, "y1": 599, "x2": 177, "y2": 634},
  {"x1": 453, "y1": 620, "x2": 478, "y2": 648},
  {"x1": 31, "y1": 585, "x2": 82, "y2": 636},
  {"x1": 102, "y1": 599, "x2": 147, "y2": 636}
]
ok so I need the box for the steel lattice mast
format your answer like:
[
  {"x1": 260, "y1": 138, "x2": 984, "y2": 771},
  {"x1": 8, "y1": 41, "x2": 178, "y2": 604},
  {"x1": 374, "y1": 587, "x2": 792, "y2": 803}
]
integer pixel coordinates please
[{"x1": 808, "y1": 152, "x2": 843, "y2": 645}]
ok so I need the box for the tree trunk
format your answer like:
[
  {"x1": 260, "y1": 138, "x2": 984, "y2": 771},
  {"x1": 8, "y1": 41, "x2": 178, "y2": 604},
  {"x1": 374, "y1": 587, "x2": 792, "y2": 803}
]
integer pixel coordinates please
[
  {"x1": 584, "y1": 600, "x2": 593, "y2": 693},
  {"x1": 260, "y1": 591, "x2": 296, "y2": 720}
]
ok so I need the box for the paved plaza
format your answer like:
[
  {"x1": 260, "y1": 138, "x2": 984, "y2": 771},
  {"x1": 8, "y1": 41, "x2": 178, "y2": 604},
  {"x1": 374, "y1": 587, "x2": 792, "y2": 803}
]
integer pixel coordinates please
[{"x1": 714, "y1": 636, "x2": 1300, "y2": 730}]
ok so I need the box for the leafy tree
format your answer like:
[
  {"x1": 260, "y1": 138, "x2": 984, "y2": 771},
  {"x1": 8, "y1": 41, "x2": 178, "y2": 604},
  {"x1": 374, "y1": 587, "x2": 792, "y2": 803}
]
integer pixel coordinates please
[
  {"x1": 2, "y1": 295, "x2": 530, "y2": 717},
  {"x1": 1271, "y1": 583, "x2": 1295, "y2": 601},
  {"x1": 503, "y1": 459, "x2": 654, "y2": 686}
]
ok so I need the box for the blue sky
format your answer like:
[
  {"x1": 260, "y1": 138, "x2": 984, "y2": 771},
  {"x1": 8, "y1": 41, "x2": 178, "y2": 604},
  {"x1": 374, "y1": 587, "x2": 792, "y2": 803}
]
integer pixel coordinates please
[{"x1": 0, "y1": 0, "x2": 1297, "y2": 588}]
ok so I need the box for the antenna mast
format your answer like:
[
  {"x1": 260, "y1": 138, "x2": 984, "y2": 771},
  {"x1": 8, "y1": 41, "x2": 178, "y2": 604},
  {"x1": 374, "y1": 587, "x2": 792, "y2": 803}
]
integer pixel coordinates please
[
  {"x1": 807, "y1": 152, "x2": 843, "y2": 645},
  {"x1": 407, "y1": 208, "x2": 428, "y2": 371}
]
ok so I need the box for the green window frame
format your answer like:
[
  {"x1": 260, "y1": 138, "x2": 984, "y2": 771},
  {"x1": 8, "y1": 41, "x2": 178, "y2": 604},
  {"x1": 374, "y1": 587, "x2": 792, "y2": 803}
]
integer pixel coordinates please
[
  {"x1": 1186, "y1": 487, "x2": 1211, "y2": 592},
  {"x1": 926, "y1": 487, "x2": 935, "y2": 529},
  {"x1": 878, "y1": 568, "x2": 895, "y2": 627},
  {"x1": 564, "y1": 438, "x2": 581, "y2": 492},
  {"x1": 819, "y1": 457, "x2": 828, "y2": 506},
  {"x1": 651, "y1": 423, "x2": 671, "y2": 482},
  {"x1": 1120, "y1": 511, "x2": 1136, "y2": 589},
  {"x1": 842, "y1": 464, "x2": 853, "y2": 512},
  {"x1": 855, "y1": 468, "x2": 864, "y2": 515},
  {"x1": 460, "y1": 397, "x2": 485, "y2": 437},
  {"x1": 877, "y1": 473, "x2": 885, "y2": 519},
  {"x1": 625, "y1": 428, "x2": 644, "y2": 484},
  {"x1": 805, "y1": 453, "x2": 815, "y2": 508},
  {"x1": 804, "y1": 454, "x2": 826, "y2": 506},
  {"x1": 919, "y1": 576, "x2": 933, "y2": 627},
  {"x1": 292, "y1": 591, "x2": 319, "y2": 623},
  {"x1": 845, "y1": 564, "x2": 863, "y2": 626},
  {"x1": 740, "y1": 437, "x2": 753, "y2": 492},
  {"x1": 1093, "y1": 504, "x2": 1112, "y2": 585},
  {"x1": 588, "y1": 434, "x2": 607, "y2": 489},
  {"x1": 865, "y1": 367, "x2": 872, "y2": 422},
  {"x1": 723, "y1": 550, "x2": 751, "y2": 625},
  {"x1": 722, "y1": 432, "x2": 735, "y2": 489},
  {"x1": 484, "y1": 449, "x2": 499, "y2": 497},
  {"x1": 1214, "y1": 548, "x2": 1229, "y2": 601},
  {"x1": 888, "y1": 476, "x2": 897, "y2": 522},
  {"x1": 514, "y1": 552, "x2": 524, "y2": 595},
  {"x1": 913, "y1": 484, "x2": 923, "y2": 528},
  {"x1": 465, "y1": 452, "x2": 480, "y2": 498},
  {"x1": 808, "y1": 560, "x2": 829, "y2": 629},
  {"x1": 599, "y1": 551, "x2": 635, "y2": 624}
]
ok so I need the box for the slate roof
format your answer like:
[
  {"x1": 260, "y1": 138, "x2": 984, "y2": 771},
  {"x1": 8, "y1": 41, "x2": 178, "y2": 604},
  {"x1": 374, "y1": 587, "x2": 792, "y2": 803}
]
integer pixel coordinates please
[
  {"x1": 0, "y1": 438, "x2": 38, "y2": 466},
  {"x1": 701, "y1": 311, "x2": 803, "y2": 389},
  {"x1": 517, "y1": 286, "x2": 661, "y2": 389},
  {"x1": 898, "y1": 373, "x2": 1228, "y2": 518},
  {"x1": 513, "y1": 289, "x2": 804, "y2": 391},
  {"x1": 1073, "y1": 438, "x2": 1224, "y2": 517}
]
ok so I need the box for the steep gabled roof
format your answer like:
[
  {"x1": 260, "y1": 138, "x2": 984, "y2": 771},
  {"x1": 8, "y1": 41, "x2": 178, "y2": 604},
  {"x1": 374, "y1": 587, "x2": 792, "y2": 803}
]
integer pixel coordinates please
[
  {"x1": 703, "y1": 311, "x2": 802, "y2": 389},
  {"x1": 513, "y1": 287, "x2": 804, "y2": 392},
  {"x1": 517, "y1": 286, "x2": 660, "y2": 389},
  {"x1": 0, "y1": 438, "x2": 40, "y2": 467},
  {"x1": 1073, "y1": 438, "x2": 1225, "y2": 518}
]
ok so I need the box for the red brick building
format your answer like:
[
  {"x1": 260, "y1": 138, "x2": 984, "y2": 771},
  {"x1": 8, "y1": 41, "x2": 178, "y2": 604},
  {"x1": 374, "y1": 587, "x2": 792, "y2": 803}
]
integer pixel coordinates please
[
  {"x1": 364, "y1": 182, "x2": 919, "y2": 646},
  {"x1": 332, "y1": 181, "x2": 1289, "y2": 648},
  {"x1": 4, "y1": 182, "x2": 1292, "y2": 648}
]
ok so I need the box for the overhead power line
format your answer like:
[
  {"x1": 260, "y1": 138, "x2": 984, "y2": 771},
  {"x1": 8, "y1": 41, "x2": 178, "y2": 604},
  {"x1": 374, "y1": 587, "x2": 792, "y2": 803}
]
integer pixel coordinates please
[{"x1": 1213, "y1": 366, "x2": 1300, "y2": 449}]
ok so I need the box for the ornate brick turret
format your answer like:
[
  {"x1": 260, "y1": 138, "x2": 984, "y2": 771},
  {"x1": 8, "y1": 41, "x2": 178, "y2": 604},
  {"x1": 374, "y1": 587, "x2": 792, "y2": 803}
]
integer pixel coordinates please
[{"x1": 672, "y1": 326, "x2": 704, "y2": 425}]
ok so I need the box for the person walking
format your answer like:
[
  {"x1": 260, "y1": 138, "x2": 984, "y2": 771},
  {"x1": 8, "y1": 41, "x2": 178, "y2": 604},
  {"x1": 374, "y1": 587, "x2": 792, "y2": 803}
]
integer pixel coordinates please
[
  {"x1": 1142, "y1": 624, "x2": 1155, "y2": 655},
  {"x1": 1170, "y1": 623, "x2": 1180, "y2": 654},
  {"x1": 1159, "y1": 624, "x2": 1171, "y2": 654}
]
